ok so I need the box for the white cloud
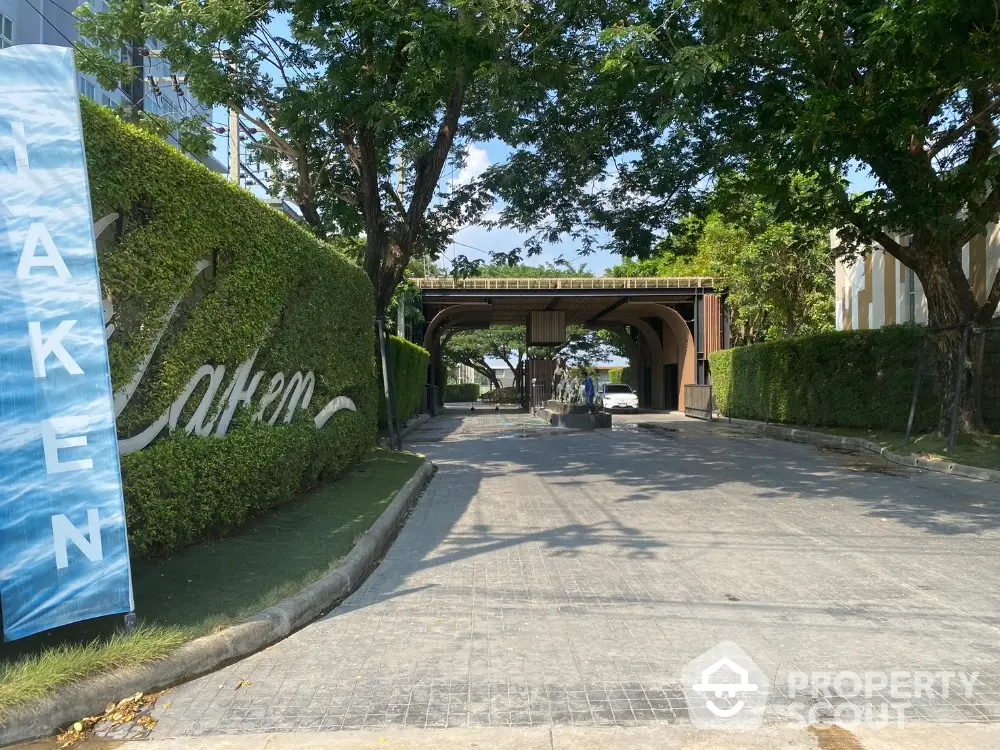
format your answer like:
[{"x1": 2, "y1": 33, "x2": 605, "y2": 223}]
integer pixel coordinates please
[{"x1": 455, "y1": 145, "x2": 491, "y2": 186}]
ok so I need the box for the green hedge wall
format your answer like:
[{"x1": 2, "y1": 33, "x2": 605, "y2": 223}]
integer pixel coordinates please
[
  {"x1": 446, "y1": 383, "x2": 481, "y2": 402},
  {"x1": 378, "y1": 336, "x2": 429, "y2": 426},
  {"x1": 83, "y1": 102, "x2": 378, "y2": 557},
  {"x1": 708, "y1": 325, "x2": 969, "y2": 433}
]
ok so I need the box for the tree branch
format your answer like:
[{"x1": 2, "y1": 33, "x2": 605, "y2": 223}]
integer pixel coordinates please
[
  {"x1": 957, "y1": 184, "x2": 1000, "y2": 248},
  {"x1": 383, "y1": 181, "x2": 406, "y2": 216},
  {"x1": 402, "y1": 65, "x2": 471, "y2": 250},
  {"x1": 928, "y1": 85, "x2": 1000, "y2": 161},
  {"x1": 237, "y1": 106, "x2": 297, "y2": 159},
  {"x1": 858, "y1": 222, "x2": 919, "y2": 270},
  {"x1": 383, "y1": 33, "x2": 410, "y2": 100}
]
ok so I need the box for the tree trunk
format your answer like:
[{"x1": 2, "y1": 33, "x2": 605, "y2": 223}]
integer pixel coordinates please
[
  {"x1": 297, "y1": 198, "x2": 326, "y2": 240},
  {"x1": 919, "y1": 259, "x2": 982, "y2": 435},
  {"x1": 365, "y1": 234, "x2": 405, "y2": 319},
  {"x1": 468, "y1": 359, "x2": 500, "y2": 390}
]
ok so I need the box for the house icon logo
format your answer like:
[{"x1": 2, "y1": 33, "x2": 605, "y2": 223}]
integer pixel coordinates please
[{"x1": 682, "y1": 641, "x2": 770, "y2": 728}]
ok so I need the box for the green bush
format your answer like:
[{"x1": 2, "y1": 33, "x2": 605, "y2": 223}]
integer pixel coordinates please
[
  {"x1": 446, "y1": 383, "x2": 481, "y2": 402},
  {"x1": 609, "y1": 367, "x2": 630, "y2": 384},
  {"x1": 709, "y1": 326, "x2": 941, "y2": 432},
  {"x1": 122, "y1": 415, "x2": 368, "y2": 556},
  {"x1": 83, "y1": 102, "x2": 377, "y2": 556},
  {"x1": 480, "y1": 387, "x2": 522, "y2": 404},
  {"x1": 377, "y1": 336, "x2": 429, "y2": 427}
]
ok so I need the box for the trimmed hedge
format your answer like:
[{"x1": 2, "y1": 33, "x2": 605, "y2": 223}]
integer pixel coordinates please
[
  {"x1": 446, "y1": 383, "x2": 481, "y2": 402},
  {"x1": 709, "y1": 326, "x2": 943, "y2": 432},
  {"x1": 481, "y1": 387, "x2": 522, "y2": 404},
  {"x1": 378, "y1": 336, "x2": 429, "y2": 426},
  {"x1": 83, "y1": 102, "x2": 378, "y2": 557},
  {"x1": 122, "y1": 418, "x2": 365, "y2": 555}
]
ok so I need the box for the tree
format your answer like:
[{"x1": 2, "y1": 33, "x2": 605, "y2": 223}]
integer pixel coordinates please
[
  {"x1": 482, "y1": 0, "x2": 1000, "y2": 433},
  {"x1": 701, "y1": 171, "x2": 836, "y2": 343},
  {"x1": 698, "y1": 213, "x2": 834, "y2": 344},
  {"x1": 443, "y1": 324, "x2": 618, "y2": 394},
  {"x1": 77, "y1": 0, "x2": 578, "y2": 316},
  {"x1": 607, "y1": 251, "x2": 705, "y2": 278},
  {"x1": 609, "y1": 171, "x2": 836, "y2": 343},
  {"x1": 477, "y1": 262, "x2": 593, "y2": 278},
  {"x1": 442, "y1": 327, "x2": 514, "y2": 390},
  {"x1": 602, "y1": 0, "x2": 1000, "y2": 432}
]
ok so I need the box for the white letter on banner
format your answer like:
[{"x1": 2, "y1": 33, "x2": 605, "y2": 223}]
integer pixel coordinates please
[
  {"x1": 42, "y1": 417, "x2": 93, "y2": 474},
  {"x1": 28, "y1": 320, "x2": 83, "y2": 377},
  {"x1": 11, "y1": 121, "x2": 29, "y2": 173},
  {"x1": 52, "y1": 510, "x2": 104, "y2": 570},
  {"x1": 17, "y1": 223, "x2": 71, "y2": 279}
]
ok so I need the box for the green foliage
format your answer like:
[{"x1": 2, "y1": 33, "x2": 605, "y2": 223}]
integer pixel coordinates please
[
  {"x1": 379, "y1": 336, "x2": 430, "y2": 427},
  {"x1": 477, "y1": 0, "x2": 1000, "y2": 429},
  {"x1": 480, "y1": 387, "x2": 522, "y2": 404},
  {"x1": 608, "y1": 367, "x2": 630, "y2": 384},
  {"x1": 443, "y1": 322, "x2": 620, "y2": 392},
  {"x1": 612, "y1": 172, "x2": 836, "y2": 344},
  {"x1": 445, "y1": 383, "x2": 481, "y2": 402},
  {"x1": 443, "y1": 326, "x2": 525, "y2": 390},
  {"x1": 476, "y1": 262, "x2": 594, "y2": 278},
  {"x1": 122, "y1": 418, "x2": 368, "y2": 557},
  {"x1": 130, "y1": 449, "x2": 425, "y2": 631},
  {"x1": 82, "y1": 102, "x2": 377, "y2": 556},
  {"x1": 670, "y1": 0, "x2": 1000, "y2": 429},
  {"x1": 0, "y1": 625, "x2": 189, "y2": 716},
  {"x1": 709, "y1": 327, "x2": 940, "y2": 432},
  {"x1": 698, "y1": 214, "x2": 834, "y2": 344},
  {"x1": 76, "y1": 0, "x2": 592, "y2": 315},
  {"x1": 608, "y1": 252, "x2": 708, "y2": 278}
]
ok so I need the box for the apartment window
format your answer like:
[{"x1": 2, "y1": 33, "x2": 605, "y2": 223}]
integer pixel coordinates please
[
  {"x1": 1, "y1": 14, "x2": 13, "y2": 49},
  {"x1": 80, "y1": 78, "x2": 96, "y2": 102}
]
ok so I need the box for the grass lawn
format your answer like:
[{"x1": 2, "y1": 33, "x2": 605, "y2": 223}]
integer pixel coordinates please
[
  {"x1": 820, "y1": 427, "x2": 1000, "y2": 472},
  {"x1": 0, "y1": 449, "x2": 425, "y2": 719}
]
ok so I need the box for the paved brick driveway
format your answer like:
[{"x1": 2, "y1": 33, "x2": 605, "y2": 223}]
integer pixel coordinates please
[{"x1": 143, "y1": 410, "x2": 1000, "y2": 738}]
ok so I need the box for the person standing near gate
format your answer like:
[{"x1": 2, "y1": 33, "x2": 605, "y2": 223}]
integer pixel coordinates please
[{"x1": 584, "y1": 370, "x2": 597, "y2": 415}]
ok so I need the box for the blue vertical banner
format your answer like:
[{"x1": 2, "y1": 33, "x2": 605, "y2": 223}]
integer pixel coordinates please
[{"x1": 0, "y1": 45, "x2": 133, "y2": 640}]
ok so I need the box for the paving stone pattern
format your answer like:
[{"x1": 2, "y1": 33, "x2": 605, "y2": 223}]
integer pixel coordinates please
[{"x1": 144, "y1": 411, "x2": 1000, "y2": 738}]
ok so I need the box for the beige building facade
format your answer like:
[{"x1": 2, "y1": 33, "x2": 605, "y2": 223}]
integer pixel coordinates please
[{"x1": 835, "y1": 226, "x2": 1000, "y2": 331}]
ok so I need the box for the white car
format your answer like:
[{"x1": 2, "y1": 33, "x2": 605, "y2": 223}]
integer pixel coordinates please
[{"x1": 597, "y1": 383, "x2": 639, "y2": 410}]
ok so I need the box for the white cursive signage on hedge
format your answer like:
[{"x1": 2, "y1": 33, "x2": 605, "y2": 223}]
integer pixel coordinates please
[
  {"x1": 94, "y1": 215, "x2": 358, "y2": 456},
  {"x1": 117, "y1": 348, "x2": 357, "y2": 455}
]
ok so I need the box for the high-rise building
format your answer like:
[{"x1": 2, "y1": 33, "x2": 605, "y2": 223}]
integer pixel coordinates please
[{"x1": 0, "y1": 0, "x2": 224, "y2": 172}]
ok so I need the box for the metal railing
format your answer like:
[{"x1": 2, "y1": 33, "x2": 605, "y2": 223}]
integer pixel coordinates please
[
  {"x1": 684, "y1": 385, "x2": 714, "y2": 421},
  {"x1": 413, "y1": 277, "x2": 715, "y2": 291},
  {"x1": 530, "y1": 380, "x2": 552, "y2": 410}
]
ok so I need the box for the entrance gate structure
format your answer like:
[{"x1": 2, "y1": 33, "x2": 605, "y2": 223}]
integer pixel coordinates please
[{"x1": 414, "y1": 277, "x2": 728, "y2": 412}]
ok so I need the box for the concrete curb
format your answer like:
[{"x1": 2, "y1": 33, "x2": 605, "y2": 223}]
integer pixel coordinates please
[
  {"x1": 720, "y1": 416, "x2": 1000, "y2": 484},
  {"x1": 0, "y1": 458, "x2": 437, "y2": 747}
]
